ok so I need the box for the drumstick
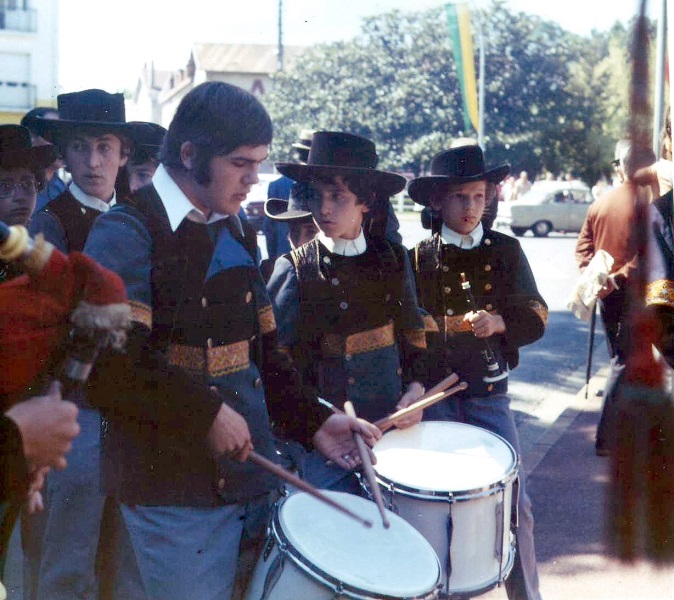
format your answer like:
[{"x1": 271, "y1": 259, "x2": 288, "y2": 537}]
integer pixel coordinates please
[
  {"x1": 374, "y1": 382, "x2": 468, "y2": 433},
  {"x1": 343, "y1": 401, "x2": 390, "y2": 529},
  {"x1": 421, "y1": 372, "x2": 459, "y2": 401},
  {"x1": 248, "y1": 451, "x2": 373, "y2": 528}
]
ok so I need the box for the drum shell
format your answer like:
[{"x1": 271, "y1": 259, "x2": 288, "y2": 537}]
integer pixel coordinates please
[
  {"x1": 379, "y1": 480, "x2": 516, "y2": 596},
  {"x1": 369, "y1": 422, "x2": 519, "y2": 597}
]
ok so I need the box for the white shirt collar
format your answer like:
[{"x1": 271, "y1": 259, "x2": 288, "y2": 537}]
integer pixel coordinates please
[
  {"x1": 69, "y1": 182, "x2": 116, "y2": 213},
  {"x1": 318, "y1": 228, "x2": 367, "y2": 256},
  {"x1": 441, "y1": 222, "x2": 484, "y2": 249},
  {"x1": 152, "y1": 164, "x2": 231, "y2": 233}
]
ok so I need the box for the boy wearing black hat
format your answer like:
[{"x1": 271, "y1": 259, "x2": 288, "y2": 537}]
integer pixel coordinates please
[
  {"x1": 267, "y1": 131, "x2": 427, "y2": 489},
  {"x1": 409, "y1": 145, "x2": 547, "y2": 600},
  {"x1": 28, "y1": 89, "x2": 135, "y2": 253}
]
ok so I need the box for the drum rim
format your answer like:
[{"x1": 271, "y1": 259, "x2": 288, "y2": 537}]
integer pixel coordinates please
[
  {"x1": 373, "y1": 422, "x2": 519, "y2": 499},
  {"x1": 270, "y1": 494, "x2": 442, "y2": 600}
]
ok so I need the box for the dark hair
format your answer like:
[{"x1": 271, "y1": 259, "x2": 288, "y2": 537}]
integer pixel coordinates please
[
  {"x1": 159, "y1": 82, "x2": 273, "y2": 185},
  {"x1": 21, "y1": 107, "x2": 58, "y2": 136}
]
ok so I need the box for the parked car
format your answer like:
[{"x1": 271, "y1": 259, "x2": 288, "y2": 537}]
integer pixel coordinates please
[
  {"x1": 242, "y1": 173, "x2": 278, "y2": 233},
  {"x1": 495, "y1": 180, "x2": 593, "y2": 237}
]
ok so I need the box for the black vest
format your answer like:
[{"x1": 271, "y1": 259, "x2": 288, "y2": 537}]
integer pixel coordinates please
[{"x1": 42, "y1": 191, "x2": 102, "y2": 252}]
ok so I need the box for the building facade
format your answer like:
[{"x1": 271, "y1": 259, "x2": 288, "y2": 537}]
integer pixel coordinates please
[{"x1": 0, "y1": 0, "x2": 58, "y2": 123}]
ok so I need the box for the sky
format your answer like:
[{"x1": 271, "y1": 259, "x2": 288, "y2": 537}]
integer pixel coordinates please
[{"x1": 57, "y1": 0, "x2": 657, "y2": 94}]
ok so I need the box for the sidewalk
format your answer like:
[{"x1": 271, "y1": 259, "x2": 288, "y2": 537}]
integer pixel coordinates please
[{"x1": 482, "y1": 369, "x2": 674, "y2": 600}]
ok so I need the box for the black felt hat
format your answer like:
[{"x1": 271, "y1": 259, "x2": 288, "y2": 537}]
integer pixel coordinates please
[
  {"x1": 265, "y1": 181, "x2": 316, "y2": 222},
  {"x1": 408, "y1": 145, "x2": 510, "y2": 206},
  {"x1": 0, "y1": 125, "x2": 57, "y2": 170},
  {"x1": 276, "y1": 131, "x2": 406, "y2": 197},
  {"x1": 33, "y1": 89, "x2": 138, "y2": 143},
  {"x1": 128, "y1": 121, "x2": 167, "y2": 160}
]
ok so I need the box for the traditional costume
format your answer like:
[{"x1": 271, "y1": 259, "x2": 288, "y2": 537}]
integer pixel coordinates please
[{"x1": 409, "y1": 145, "x2": 546, "y2": 600}]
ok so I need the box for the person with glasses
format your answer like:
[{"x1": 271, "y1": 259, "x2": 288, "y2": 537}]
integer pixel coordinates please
[{"x1": 0, "y1": 125, "x2": 56, "y2": 282}]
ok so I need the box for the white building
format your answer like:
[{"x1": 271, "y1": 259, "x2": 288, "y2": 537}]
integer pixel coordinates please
[{"x1": 0, "y1": 0, "x2": 58, "y2": 123}]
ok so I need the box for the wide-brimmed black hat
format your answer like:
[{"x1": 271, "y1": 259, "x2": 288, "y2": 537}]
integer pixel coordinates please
[
  {"x1": 277, "y1": 131, "x2": 406, "y2": 197},
  {"x1": 291, "y1": 128, "x2": 315, "y2": 154},
  {"x1": 0, "y1": 125, "x2": 57, "y2": 170},
  {"x1": 32, "y1": 89, "x2": 138, "y2": 143},
  {"x1": 265, "y1": 181, "x2": 316, "y2": 222},
  {"x1": 408, "y1": 145, "x2": 510, "y2": 206}
]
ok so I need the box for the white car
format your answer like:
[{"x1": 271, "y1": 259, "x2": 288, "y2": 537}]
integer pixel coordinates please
[{"x1": 495, "y1": 181, "x2": 594, "y2": 237}]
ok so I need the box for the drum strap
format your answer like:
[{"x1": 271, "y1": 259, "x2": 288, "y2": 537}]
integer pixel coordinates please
[{"x1": 446, "y1": 504, "x2": 454, "y2": 591}]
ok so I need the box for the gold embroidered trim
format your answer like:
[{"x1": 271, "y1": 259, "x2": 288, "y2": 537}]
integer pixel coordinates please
[
  {"x1": 129, "y1": 300, "x2": 152, "y2": 329},
  {"x1": 258, "y1": 304, "x2": 276, "y2": 335},
  {"x1": 423, "y1": 314, "x2": 440, "y2": 332},
  {"x1": 646, "y1": 279, "x2": 674, "y2": 308},
  {"x1": 529, "y1": 300, "x2": 549, "y2": 326},
  {"x1": 403, "y1": 329, "x2": 427, "y2": 349},
  {"x1": 167, "y1": 340, "x2": 250, "y2": 377},
  {"x1": 322, "y1": 323, "x2": 396, "y2": 357},
  {"x1": 437, "y1": 315, "x2": 472, "y2": 333}
]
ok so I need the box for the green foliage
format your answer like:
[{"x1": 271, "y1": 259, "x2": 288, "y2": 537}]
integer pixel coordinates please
[{"x1": 265, "y1": 1, "x2": 655, "y2": 185}]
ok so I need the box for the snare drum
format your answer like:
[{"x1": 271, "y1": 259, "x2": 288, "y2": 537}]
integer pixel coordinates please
[
  {"x1": 245, "y1": 490, "x2": 441, "y2": 600},
  {"x1": 368, "y1": 422, "x2": 519, "y2": 598}
]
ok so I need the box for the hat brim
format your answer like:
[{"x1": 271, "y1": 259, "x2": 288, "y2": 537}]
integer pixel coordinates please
[
  {"x1": 264, "y1": 198, "x2": 314, "y2": 222},
  {"x1": 408, "y1": 165, "x2": 510, "y2": 206},
  {"x1": 276, "y1": 163, "x2": 407, "y2": 197},
  {"x1": 34, "y1": 118, "x2": 138, "y2": 144},
  {"x1": 0, "y1": 145, "x2": 58, "y2": 170}
]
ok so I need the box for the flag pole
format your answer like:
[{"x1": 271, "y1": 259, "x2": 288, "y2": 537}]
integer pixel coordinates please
[
  {"x1": 477, "y1": 17, "x2": 485, "y2": 149},
  {"x1": 653, "y1": 0, "x2": 666, "y2": 157}
]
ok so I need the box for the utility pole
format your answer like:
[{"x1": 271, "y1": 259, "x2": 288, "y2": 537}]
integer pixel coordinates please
[{"x1": 277, "y1": 0, "x2": 284, "y2": 72}]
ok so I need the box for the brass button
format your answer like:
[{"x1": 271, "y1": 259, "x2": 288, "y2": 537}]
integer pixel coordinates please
[
  {"x1": 206, "y1": 338, "x2": 213, "y2": 348},
  {"x1": 347, "y1": 377, "x2": 356, "y2": 385},
  {"x1": 331, "y1": 277, "x2": 340, "y2": 286},
  {"x1": 446, "y1": 308, "x2": 454, "y2": 316},
  {"x1": 485, "y1": 283, "x2": 493, "y2": 291},
  {"x1": 385, "y1": 293, "x2": 391, "y2": 302},
  {"x1": 486, "y1": 304, "x2": 493, "y2": 311},
  {"x1": 485, "y1": 264, "x2": 492, "y2": 272},
  {"x1": 217, "y1": 478, "x2": 226, "y2": 490},
  {"x1": 253, "y1": 377, "x2": 262, "y2": 389},
  {"x1": 485, "y1": 238, "x2": 492, "y2": 246},
  {"x1": 245, "y1": 291, "x2": 253, "y2": 303},
  {"x1": 323, "y1": 256, "x2": 331, "y2": 265},
  {"x1": 345, "y1": 354, "x2": 353, "y2": 361},
  {"x1": 444, "y1": 286, "x2": 452, "y2": 294},
  {"x1": 396, "y1": 367, "x2": 403, "y2": 376},
  {"x1": 442, "y1": 265, "x2": 450, "y2": 273},
  {"x1": 487, "y1": 384, "x2": 494, "y2": 392},
  {"x1": 80, "y1": 207, "x2": 87, "y2": 214},
  {"x1": 339, "y1": 301, "x2": 349, "y2": 310},
  {"x1": 201, "y1": 297, "x2": 208, "y2": 308},
  {"x1": 209, "y1": 385, "x2": 218, "y2": 393}
]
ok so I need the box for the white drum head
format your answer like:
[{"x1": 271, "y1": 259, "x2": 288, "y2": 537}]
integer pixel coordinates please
[
  {"x1": 278, "y1": 491, "x2": 440, "y2": 597},
  {"x1": 373, "y1": 422, "x2": 517, "y2": 494}
]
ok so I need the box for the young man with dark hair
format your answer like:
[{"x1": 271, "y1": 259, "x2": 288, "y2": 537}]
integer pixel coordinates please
[
  {"x1": 409, "y1": 145, "x2": 547, "y2": 600},
  {"x1": 84, "y1": 82, "x2": 376, "y2": 599},
  {"x1": 29, "y1": 90, "x2": 134, "y2": 253}
]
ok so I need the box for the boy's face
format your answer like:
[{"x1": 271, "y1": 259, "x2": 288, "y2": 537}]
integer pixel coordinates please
[
  {"x1": 430, "y1": 180, "x2": 486, "y2": 235},
  {"x1": 127, "y1": 159, "x2": 158, "y2": 193},
  {"x1": 64, "y1": 132, "x2": 128, "y2": 201},
  {"x1": 191, "y1": 144, "x2": 268, "y2": 217},
  {"x1": 0, "y1": 167, "x2": 37, "y2": 226},
  {"x1": 310, "y1": 176, "x2": 369, "y2": 240}
]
